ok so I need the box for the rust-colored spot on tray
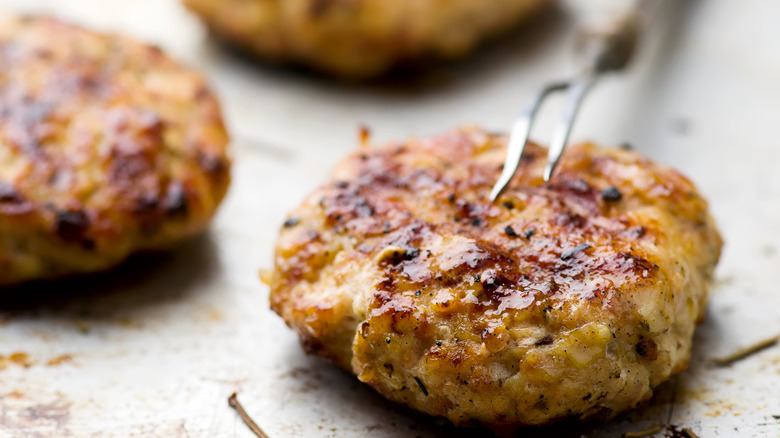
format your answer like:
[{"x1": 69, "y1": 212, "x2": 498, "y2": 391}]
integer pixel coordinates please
[
  {"x1": 0, "y1": 352, "x2": 35, "y2": 369},
  {"x1": 47, "y1": 355, "x2": 74, "y2": 366},
  {"x1": 9, "y1": 352, "x2": 34, "y2": 367},
  {"x1": 3, "y1": 390, "x2": 24, "y2": 399}
]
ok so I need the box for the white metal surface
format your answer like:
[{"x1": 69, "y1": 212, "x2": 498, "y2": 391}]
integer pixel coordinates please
[{"x1": 0, "y1": 1, "x2": 778, "y2": 437}]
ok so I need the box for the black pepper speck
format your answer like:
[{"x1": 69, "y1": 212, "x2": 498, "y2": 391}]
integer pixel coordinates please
[
  {"x1": 601, "y1": 186, "x2": 622, "y2": 202},
  {"x1": 561, "y1": 243, "x2": 592, "y2": 260},
  {"x1": 283, "y1": 217, "x2": 300, "y2": 227}
]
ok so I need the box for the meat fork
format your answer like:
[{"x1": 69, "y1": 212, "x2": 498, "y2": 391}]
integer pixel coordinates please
[{"x1": 490, "y1": 0, "x2": 653, "y2": 201}]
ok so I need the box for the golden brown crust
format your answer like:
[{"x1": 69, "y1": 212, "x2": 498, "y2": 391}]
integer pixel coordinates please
[
  {"x1": 270, "y1": 128, "x2": 722, "y2": 433},
  {"x1": 183, "y1": 0, "x2": 552, "y2": 78},
  {"x1": 0, "y1": 15, "x2": 230, "y2": 285}
]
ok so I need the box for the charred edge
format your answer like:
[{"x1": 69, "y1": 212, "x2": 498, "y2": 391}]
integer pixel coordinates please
[
  {"x1": 377, "y1": 276, "x2": 395, "y2": 292},
  {"x1": 55, "y1": 210, "x2": 94, "y2": 249},
  {"x1": 479, "y1": 271, "x2": 514, "y2": 301},
  {"x1": 298, "y1": 331, "x2": 329, "y2": 357},
  {"x1": 554, "y1": 212, "x2": 587, "y2": 228},
  {"x1": 323, "y1": 191, "x2": 377, "y2": 224},
  {"x1": 0, "y1": 184, "x2": 23, "y2": 203},
  {"x1": 619, "y1": 252, "x2": 657, "y2": 272},
  {"x1": 454, "y1": 200, "x2": 488, "y2": 226}
]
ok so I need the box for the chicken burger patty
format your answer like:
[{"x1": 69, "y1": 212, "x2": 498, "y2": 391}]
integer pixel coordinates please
[
  {"x1": 0, "y1": 16, "x2": 230, "y2": 285},
  {"x1": 183, "y1": 0, "x2": 551, "y2": 78},
  {"x1": 270, "y1": 128, "x2": 721, "y2": 433}
]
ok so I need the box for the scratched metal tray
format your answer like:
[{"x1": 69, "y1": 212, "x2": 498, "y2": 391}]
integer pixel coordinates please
[{"x1": 0, "y1": 0, "x2": 778, "y2": 437}]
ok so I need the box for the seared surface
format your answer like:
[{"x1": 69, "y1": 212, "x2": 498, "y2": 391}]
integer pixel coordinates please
[
  {"x1": 0, "y1": 16, "x2": 230, "y2": 285},
  {"x1": 270, "y1": 128, "x2": 722, "y2": 433},
  {"x1": 183, "y1": 0, "x2": 551, "y2": 78}
]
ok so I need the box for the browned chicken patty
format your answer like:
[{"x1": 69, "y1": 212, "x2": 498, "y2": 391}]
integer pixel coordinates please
[
  {"x1": 183, "y1": 0, "x2": 552, "y2": 78},
  {"x1": 270, "y1": 128, "x2": 722, "y2": 434},
  {"x1": 0, "y1": 15, "x2": 230, "y2": 286}
]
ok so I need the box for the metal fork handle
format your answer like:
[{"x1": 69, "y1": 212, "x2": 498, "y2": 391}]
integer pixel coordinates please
[{"x1": 576, "y1": 2, "x2": 642, "y2": 75}]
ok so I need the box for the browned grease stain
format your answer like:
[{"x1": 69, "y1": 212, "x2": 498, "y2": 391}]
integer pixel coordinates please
[
  {"x1": 677, "y1": 381, "x2": 744, "y2": 419},
  {"x1": 46, "y1": 354, "x2": 74, "y2": 366},
  {"x1": 0, "y1": 352, "x2": 35, "y2": 369},
  {"x1": 0, "y1": 353, "x2": 75, "y2": 369},
  {"x1": 9, "y1": 352, "x2": 33, "y2": 367},
  {"x1": 201, "y1": 307, "x2": 223, "y2": 322}
]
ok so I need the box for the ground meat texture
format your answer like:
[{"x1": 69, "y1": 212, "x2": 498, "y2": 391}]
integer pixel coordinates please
[
  {"x1": 269, "y1": 127, "x2": 722, "y2": 434},
  {"x1": 182, "y1": 0, "x2": 552, "y2": 79},
  {"x1": 0, "y1": 15, "x2": 230, "y2": 286}
]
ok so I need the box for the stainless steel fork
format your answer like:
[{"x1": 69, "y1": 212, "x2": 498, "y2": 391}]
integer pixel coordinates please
[{"x1": 490, "y1": 0, "x2": 654, "y2": 201}]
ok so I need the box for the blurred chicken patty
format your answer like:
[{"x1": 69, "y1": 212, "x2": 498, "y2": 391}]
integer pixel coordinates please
[
  {"x1": 0, "y1": 16, "x2": 230, "y2": 286},
  {"x1": 183, "y1": 0, "x2": 552, "y2": 78},
  {"x1": 270, "y1": 128, "x2": 721, "y2": 433}
]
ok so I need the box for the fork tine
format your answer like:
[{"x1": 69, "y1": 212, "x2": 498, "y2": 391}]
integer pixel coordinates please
[
  {"x1": 490, "y1": 81, "x2": 569, "y2": 201},
  {"x1": 542, "y1": 75, "x2": 596, "y2": 182},
  {"x1": 490, "y1": 0, "x2": 651, "y2": 199}
]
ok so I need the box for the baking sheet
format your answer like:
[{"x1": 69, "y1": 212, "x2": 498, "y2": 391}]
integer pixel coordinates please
[{"x1": 0, "y1": 0, "x2": 778, "y2": 437}]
